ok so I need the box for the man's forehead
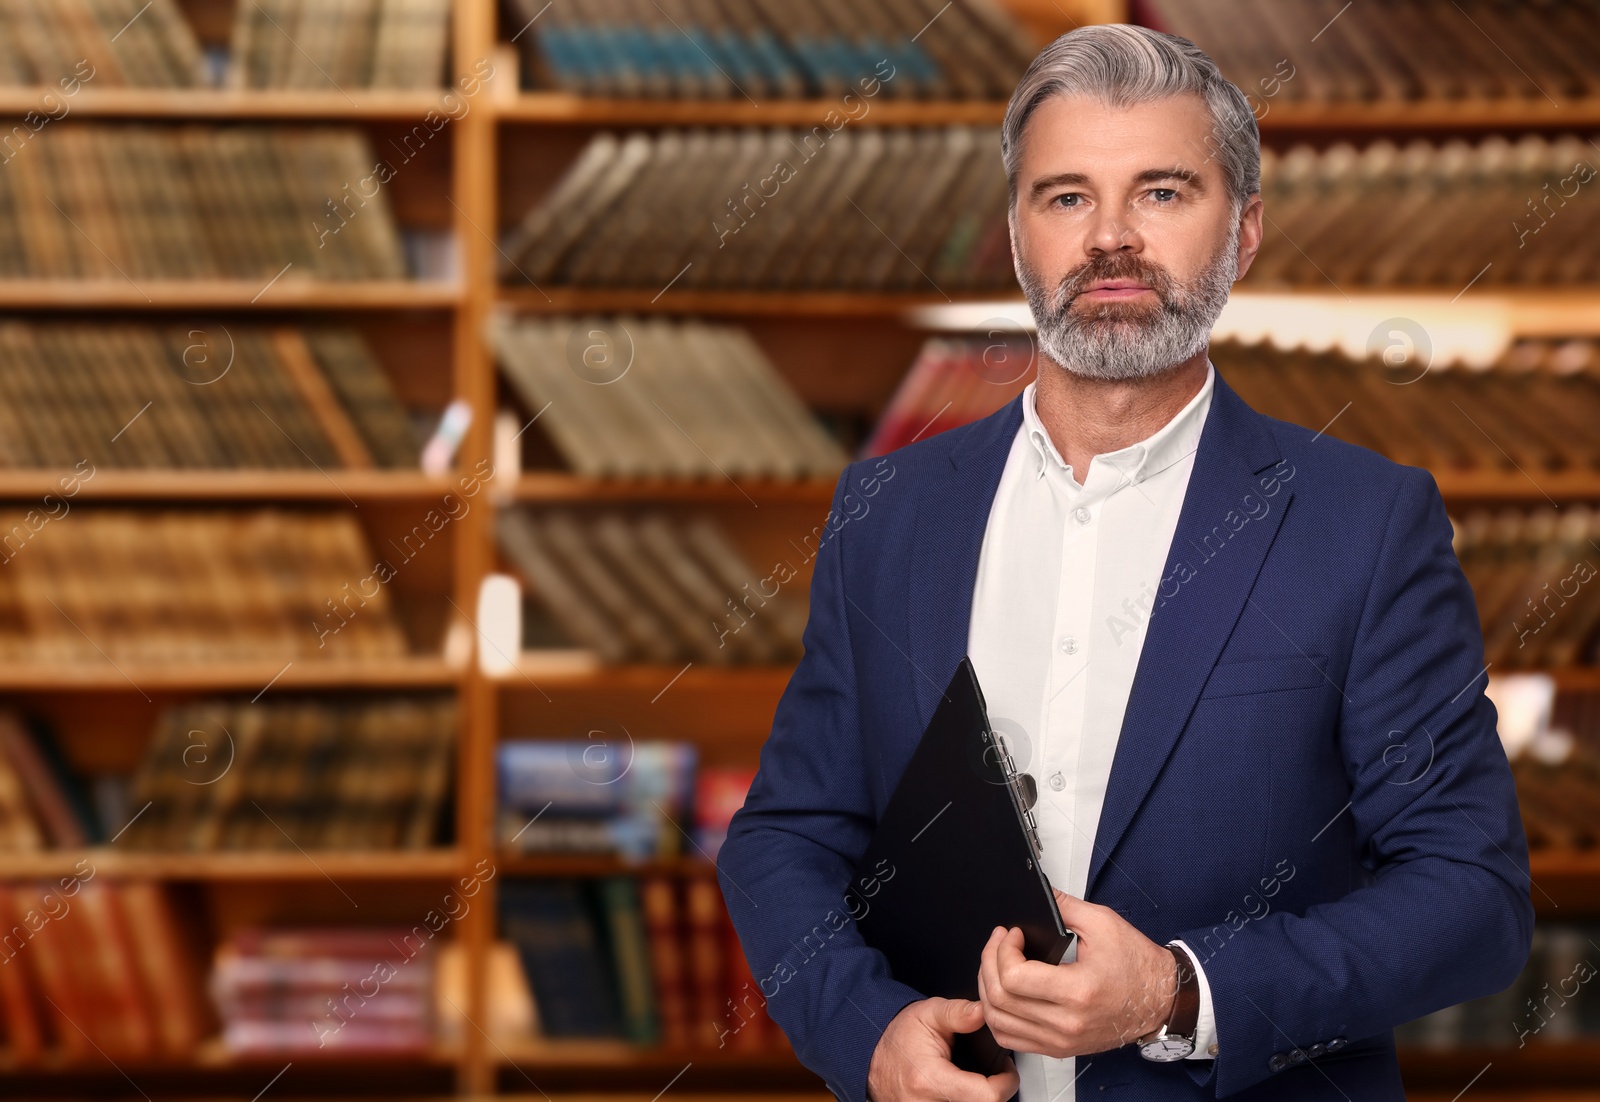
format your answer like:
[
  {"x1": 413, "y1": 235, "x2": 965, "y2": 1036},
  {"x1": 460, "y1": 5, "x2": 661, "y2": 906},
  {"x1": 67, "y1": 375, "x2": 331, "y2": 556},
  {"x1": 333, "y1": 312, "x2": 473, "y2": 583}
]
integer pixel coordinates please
[{"x1": 1020, "y1": 92, "x2": 1218, "y2": 174}]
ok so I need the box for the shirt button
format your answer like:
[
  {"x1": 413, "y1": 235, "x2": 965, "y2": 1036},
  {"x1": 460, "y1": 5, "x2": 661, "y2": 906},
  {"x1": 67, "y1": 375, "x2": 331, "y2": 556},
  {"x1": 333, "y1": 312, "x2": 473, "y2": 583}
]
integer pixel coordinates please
[
  {"x1": 1072, "y1": 505, "x2": 1091, "y2": 523},
  {"x1": 1048, "y1": 771, "x2": 1065, "y2": 791},
  {"x1": 1207, "y1": 1042, "x2": 1219, "y2": 1056},
  {"x1": 1059, "y1": 636, "x2": 1078, "y2": 655}
]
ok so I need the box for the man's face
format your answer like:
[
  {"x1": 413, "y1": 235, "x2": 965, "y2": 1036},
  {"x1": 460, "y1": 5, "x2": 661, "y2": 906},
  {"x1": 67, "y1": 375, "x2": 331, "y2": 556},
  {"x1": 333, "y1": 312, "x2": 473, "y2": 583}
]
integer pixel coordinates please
[{"x1": 1010, "y1": 93, "x2": 1262, "y2": 381}]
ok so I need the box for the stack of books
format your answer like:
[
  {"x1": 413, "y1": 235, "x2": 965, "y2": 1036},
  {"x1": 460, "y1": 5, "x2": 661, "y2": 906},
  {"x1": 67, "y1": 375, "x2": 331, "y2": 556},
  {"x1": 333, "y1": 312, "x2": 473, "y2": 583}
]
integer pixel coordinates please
[
  {"x1": 862, "y1": 332, "x2": 1038, "y2": 457},
  {"x1": 693, "y1": 765, "x2": 756, "y2": 861},
  {"x1": 496, "y1": 507, "x2": 807, "y2": 665},
  {"x1": 1141, "y1": 0, "x2": 1600, "y2": 110},
  {"x1": 499, "y1": 127, "x2": 1014, "y2": 292},
  {"x1": 492, "y1": 315, "x2": 847, "y2": 480},
  {"x1": 1250, "y1": 135, "x2": 1599, "y2": 288},
  {"x1": 0, "y1": 126, "x2": 408, "y2": 281},
  {"x1": 1453, "y1": 507, "x2": 1600, "y2": 669},
  {"x1": 497, "y1": 739, "x2": 695, "y2": 859},
  {"x1": 510, "y1": 0, "x2": 1035, "y2": 100},
  {"x1": 0, "y1": 0, "x2": 203, "y2": 87},
  {"x1": 0, "y1": 509, "x2": 413, "y2": 664},
  {"x1": 499, "y1": 874, "x2": 775, "y2": 1050},
  {"x1": 0, "y1": 323, "x2": 419, "y2": 469},
  {"x1": 211, "y1": 928, "x2": 436, "y2": 1055},
  {"x1": 229, "y1": 0, "x2": 452, "y2": 90},
  {"x1": 0, "y1": 879, "x2": 207, "y2": 1065},
  {"x1": 121, "y1": 696, "x2": 457, "y2": 851}
]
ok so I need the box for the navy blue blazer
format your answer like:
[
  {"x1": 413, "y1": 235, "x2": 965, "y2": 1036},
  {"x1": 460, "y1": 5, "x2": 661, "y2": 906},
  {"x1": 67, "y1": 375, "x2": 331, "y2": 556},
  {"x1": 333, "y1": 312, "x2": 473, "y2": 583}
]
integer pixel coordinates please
[{"x1": 717, "y1": 364, "x2": 1533, "y2": 1101}]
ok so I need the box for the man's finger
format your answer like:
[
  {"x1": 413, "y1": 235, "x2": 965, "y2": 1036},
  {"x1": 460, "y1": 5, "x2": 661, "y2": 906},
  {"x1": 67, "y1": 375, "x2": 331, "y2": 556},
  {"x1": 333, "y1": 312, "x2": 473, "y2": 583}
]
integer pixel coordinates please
[
  {"x1": 931, "y1": 997, "x2": 988, "y2": 1036},
  {"x1": 922, "y1": 1057, "x2": 1019, "y2": 1102}
]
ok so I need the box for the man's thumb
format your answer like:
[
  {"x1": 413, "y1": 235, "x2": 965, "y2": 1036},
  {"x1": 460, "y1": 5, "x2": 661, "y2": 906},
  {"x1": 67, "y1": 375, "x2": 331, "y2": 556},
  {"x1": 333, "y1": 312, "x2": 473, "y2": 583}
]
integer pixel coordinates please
[{"x1": 933, "y1": 997, "x2": 985, "y2": 1035}]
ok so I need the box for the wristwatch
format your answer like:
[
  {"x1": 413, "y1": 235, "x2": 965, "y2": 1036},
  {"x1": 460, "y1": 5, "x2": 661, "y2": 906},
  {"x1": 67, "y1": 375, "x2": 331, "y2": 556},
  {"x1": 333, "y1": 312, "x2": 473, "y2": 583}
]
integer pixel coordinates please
[{"x1": 1136, "y1": 944, "x2": 1200, "y2": 1061}]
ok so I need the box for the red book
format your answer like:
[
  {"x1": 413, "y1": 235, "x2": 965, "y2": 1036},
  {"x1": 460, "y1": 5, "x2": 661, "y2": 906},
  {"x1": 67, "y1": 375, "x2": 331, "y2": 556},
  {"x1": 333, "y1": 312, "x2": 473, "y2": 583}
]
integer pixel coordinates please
[
  {"x1": 0, "y1": 885, "x2": 45, "y2": 1064},
  {"x1": 638, "y1": 875, "x2": 689, "y2": 1048},
  {"x1": 684, "y1": 876, "x2": 726, "y2": 1049}
]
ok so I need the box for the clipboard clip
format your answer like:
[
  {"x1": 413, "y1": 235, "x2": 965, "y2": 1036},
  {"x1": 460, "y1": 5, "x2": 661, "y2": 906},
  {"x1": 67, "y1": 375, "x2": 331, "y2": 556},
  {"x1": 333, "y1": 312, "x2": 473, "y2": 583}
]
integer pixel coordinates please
[{"x1": 992, "y1": 728, "x2": 1046, "y2": 864}]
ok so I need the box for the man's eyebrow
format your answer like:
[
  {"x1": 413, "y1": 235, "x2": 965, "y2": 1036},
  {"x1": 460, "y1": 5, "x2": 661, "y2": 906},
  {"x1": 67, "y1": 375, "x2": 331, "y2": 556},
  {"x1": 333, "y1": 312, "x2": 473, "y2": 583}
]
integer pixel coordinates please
[
  {"x1": 1028, "y1": 166, "x2": 1206, "y2": 199},
  {"x1": 1134, "y1": 166, "x2": 1205, "y2": 190}
]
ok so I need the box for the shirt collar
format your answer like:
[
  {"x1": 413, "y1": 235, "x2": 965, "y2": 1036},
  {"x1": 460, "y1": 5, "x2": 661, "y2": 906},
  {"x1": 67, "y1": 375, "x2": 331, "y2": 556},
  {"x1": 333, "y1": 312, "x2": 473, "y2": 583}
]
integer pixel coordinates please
[{"x1": 1020, "y1": 360, "x2": 1215, "y2": 484}]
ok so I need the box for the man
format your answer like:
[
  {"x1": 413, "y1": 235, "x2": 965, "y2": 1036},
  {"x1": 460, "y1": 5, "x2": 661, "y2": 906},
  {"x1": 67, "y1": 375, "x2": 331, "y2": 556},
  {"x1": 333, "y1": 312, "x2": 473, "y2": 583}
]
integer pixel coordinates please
[{"x1": 716, "y1": 24, "x2": 1532, "y2": 1102}]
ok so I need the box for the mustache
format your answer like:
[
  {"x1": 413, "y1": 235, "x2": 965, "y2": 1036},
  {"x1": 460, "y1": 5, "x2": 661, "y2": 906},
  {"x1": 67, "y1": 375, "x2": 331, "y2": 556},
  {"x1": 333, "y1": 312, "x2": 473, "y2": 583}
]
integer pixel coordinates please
[{"x1": 1051, "y1": 256, "x2": 1177, "y2": 311}]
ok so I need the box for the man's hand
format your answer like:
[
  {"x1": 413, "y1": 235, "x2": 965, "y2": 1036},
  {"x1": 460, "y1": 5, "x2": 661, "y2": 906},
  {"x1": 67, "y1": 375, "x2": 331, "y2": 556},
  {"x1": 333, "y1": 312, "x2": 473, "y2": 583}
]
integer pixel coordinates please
[
  {"x1": 977, "y1": 888, "x2": 1179, "y2": 1059},
  {"x1": 867, "y1": 997, "x2": 1020, "y2": 1102}
]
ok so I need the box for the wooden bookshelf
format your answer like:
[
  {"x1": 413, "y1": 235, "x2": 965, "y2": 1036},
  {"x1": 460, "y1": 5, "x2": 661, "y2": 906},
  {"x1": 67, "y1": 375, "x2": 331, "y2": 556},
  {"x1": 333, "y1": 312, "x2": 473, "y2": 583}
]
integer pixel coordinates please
[
  {"x1": 0, "y1": 88, "x2": 451, "y2": 120},
  {"x1": 4, "y1": 0, "x2": 1600, "y2": 1097},
  {"x1": 0, "y1": 280, "x2": 462, "y2": 310},
  {"x1": 0, "y1": 849, "x2": 467, "y2": 881}
]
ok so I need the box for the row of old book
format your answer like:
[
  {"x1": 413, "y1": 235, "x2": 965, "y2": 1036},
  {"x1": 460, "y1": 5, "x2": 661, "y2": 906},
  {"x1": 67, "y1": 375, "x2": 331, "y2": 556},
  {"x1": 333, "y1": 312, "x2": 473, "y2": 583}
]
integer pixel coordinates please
[
  {"x1": 0, "y1": 698, "x2": 456, "y2": 854},
  {"x1": 510, "y1": 0, "x2": 1033, "y2": 100},
  {"x1": 0, "y1": 0, "x2": 450, "y2": 90},
  {"x1": 501, "y1": 873, "x2": 777, "y2": 1049},
  {"x1": 502, "y1": 129, "x2": 1600, "y2": 291},
  {"x1": 496, "y1": 507, "x2": 807, "y2": 666},
  {"x1": 497, "y1": 738, "x2": 753, "y2": 861},
  {"x1": 0, "y1": 509, "x2": 412, "y2": 664},
  {"x1": 1455, "y1": 509, "x2": 1600, "y2": 670},
  {"x1": 0, "y1": 877, "x2": 775, "y2": 1064},
  {"x1": 492, "y1": 315, "x2": 847, "y2": 481},
  {"x1": 229, "y1": 0, "x2": 453, "y2": 91},
  {"x1": 871, "y1": 334, "x2": 1600, "y2": 480},
  {"x1": 1142, "y1": 0, "x2": 1600, "y2": 108},
  {"x1": 1253, "y1": 135, "x2": 1600, "y2": 289},
  {"x1": 0, "y1": 323, "x2": 419, "y2": 469},
  {"x1": 0, "y1": 127, "x2": 406, "y2": 281},
  {"x1": 1398, "y1": 920, "x2": 1600, "y2": 1048},
  {"x1": 500, "y1": 127, "x2": 1015, "y2": 292}
]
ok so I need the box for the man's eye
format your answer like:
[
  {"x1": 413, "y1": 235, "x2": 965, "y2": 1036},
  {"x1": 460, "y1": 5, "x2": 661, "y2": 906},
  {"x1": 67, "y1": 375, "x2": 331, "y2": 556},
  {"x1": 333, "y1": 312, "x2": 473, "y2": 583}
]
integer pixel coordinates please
[
  {"x1": 1053, "y1": 193, "x2": 1082, "y2": 208},
  {"x1": 1150, "y1": 188, "x2": 1178, "y2": 203}
]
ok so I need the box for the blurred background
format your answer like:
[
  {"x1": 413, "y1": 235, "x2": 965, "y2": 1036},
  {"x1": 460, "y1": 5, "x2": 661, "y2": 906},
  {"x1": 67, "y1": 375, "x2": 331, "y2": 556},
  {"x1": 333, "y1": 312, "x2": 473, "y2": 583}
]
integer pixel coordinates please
[{"x1": 0, "y1": 1, "x2": 1595, "y2": 1100}]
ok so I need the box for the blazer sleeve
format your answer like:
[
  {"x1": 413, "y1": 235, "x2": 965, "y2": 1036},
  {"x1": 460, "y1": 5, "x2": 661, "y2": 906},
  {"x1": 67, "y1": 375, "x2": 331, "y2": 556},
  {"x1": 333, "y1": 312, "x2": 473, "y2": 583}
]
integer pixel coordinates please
[
  {"x1": 716, "y1": 462, "x2": 925, "y2": 1102},
  {"x1": 1171, "y1": 465, "x2": 1535, "y2": 1097}
]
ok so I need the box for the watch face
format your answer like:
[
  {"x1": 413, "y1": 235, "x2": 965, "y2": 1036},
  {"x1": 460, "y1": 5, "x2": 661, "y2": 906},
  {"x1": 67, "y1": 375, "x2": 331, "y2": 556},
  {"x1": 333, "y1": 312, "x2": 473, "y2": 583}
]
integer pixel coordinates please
[{"x1": 1140, "y1": 1036, "x2": 1195, "y2": 1062}]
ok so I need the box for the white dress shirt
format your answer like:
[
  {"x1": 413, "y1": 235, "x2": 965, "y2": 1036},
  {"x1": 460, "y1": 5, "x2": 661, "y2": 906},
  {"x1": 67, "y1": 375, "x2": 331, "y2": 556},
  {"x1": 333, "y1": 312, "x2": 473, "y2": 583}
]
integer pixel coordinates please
[{"x1": 967, "y1": 361, "x2": 1219, "y2": 1102}]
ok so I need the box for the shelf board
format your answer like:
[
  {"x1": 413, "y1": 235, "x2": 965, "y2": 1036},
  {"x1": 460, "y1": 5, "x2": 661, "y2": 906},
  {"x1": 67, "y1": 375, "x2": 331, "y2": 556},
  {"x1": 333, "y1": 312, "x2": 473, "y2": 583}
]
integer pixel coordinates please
[
  {"x1": 0, "y1": 1038, "x2": 462, "y2": 1074},
  {"x1": 494, "y1": 1039, "x2": 799, "y2": 1070},
  {"x1": 1432, "y1": 470, "x2": 1600, "y2": 504},
  {"x1": 0, "y1": 655, "x2": 460, "y2": 693},
  {"x1": 0, "y1": 88, "x2": 449, "y2": 120},
  {"x1": 0, "y1": 849, "x2": 466, "y2": 881},
  {"x1": 494, "y1": 659, "x2": 793, "y2": 695},
  {"x1": 497, "y1": 92, "x2": 1006, "y2": 127},
  {"x1": 0, "y1": 469, "x2": 463, "y2": 501},
  {"x1": 496, "y1": 853, "x2": 717, "y2": 877},
  {"x1": 498, "y1": 287, "x2": 998, "y2": 317},
  {"x1": 0, "y1": 280, "x2": 461, "y2": 310},
  {"x1": 1259, "y1": 97, "x2": 1600, "y2": 132},
  {"x1": 511, "y1": 473, "x2": 836, "y2": 505}
]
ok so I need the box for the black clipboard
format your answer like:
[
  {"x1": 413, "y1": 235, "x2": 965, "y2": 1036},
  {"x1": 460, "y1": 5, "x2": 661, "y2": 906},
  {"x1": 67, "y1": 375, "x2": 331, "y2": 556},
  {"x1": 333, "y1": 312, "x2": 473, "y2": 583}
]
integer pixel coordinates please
[{"x1": 850, "y1": 656, "x2": 1077, "y2": 1076}]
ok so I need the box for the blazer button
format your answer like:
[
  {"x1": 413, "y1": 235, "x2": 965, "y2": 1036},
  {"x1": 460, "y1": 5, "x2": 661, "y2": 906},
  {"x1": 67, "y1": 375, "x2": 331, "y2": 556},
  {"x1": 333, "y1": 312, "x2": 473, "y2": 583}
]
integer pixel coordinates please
[
  {"x1": 1288, "y1": 1048, "x2": 1307, "y2": 1064},
  {"x1": 1326, "y1": 1036, "x2": 1348, "y2": 1053},
  {"x1": 1268, "y1": 1053, "x2": 1288, "y2": 1072},
  {"x1": 1308, "y1": 1042, "x2": 1326, "y2": 1059}
]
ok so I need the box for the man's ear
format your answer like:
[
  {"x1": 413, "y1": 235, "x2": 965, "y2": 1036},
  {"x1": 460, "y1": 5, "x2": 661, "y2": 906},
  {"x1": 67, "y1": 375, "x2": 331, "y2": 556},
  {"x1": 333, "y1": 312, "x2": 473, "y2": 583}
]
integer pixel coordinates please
[{"x1": 1233, "y1": 193, "x2": 1265, "y2": 281}]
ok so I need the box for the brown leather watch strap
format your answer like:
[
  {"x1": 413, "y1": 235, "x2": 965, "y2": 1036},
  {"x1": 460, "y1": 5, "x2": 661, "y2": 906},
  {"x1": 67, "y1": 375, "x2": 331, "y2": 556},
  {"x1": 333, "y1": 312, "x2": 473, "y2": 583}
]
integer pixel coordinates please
[{"x1": 1164, "y1": 944, "x2": 1201, "y2": 1039}]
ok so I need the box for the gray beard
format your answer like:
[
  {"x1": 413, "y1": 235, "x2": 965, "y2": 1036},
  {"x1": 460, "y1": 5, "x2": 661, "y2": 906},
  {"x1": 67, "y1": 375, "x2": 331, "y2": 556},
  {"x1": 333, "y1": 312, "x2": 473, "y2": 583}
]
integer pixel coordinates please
[{"x1": 1017, "y1": 225, "x2": 1240, "y2": 382}]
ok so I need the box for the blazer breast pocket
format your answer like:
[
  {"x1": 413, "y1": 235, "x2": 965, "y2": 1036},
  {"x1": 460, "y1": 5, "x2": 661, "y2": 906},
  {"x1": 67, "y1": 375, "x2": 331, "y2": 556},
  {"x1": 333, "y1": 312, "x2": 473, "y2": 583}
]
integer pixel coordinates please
[{"x1": 1200, "y1": 653, "x2": 1332, "y2": 699}]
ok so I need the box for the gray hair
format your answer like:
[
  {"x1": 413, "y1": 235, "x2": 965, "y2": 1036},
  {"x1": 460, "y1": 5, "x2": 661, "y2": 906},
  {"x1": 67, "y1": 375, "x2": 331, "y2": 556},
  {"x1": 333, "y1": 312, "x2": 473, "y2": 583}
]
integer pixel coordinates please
[{"x1": 1001, "y1": 25, "x2": 1260, "y2": 214}]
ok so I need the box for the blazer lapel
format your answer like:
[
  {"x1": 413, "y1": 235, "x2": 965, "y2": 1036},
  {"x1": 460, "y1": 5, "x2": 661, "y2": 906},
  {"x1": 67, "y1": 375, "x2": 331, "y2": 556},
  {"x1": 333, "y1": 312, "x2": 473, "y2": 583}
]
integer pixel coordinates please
[
  {"x1": 904, "y1": 395, "x2": 1024, "y2": 736},
  {"x1": 1084, "y1": 368, "x2": 1293, "y2": 898}
]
